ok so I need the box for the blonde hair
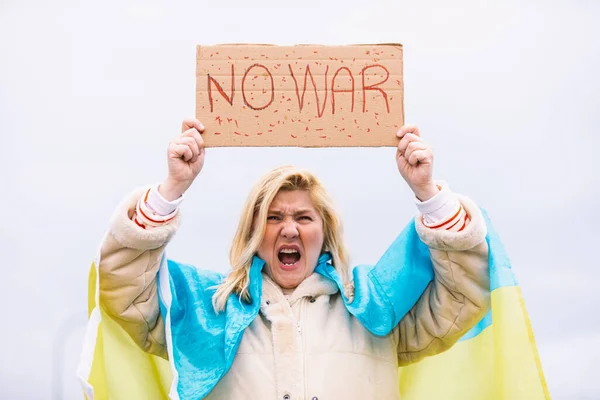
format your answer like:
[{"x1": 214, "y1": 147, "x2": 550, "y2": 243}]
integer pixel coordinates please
[{"x1": 212, "y1": 165, "x2": 350, "y2": 312}]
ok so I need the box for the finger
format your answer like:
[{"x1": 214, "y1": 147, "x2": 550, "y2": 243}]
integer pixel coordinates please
[
  {"x1": 181, "y1": 118, "x2": 205, "y2": 134},
  {"x1": 397, "y1": 133, "x2": 424, "y2": 154},
  {"x1": 396, "y1": 148, "x2": 404, "y2": 158},
  {"x1": 170, "y1": 143, "x2": 193, "y2": 162},
  {"x1": 408, "y1": 148, "x2": 433, "y2": 166},
  {"x1": 175, "y1": 137, "x2": 200, "y2": 162},
  {"x1": 404, "y1": 141, "x2": 428, "y2": 161},
  {"x1": 396, "y1": 124, "x2": 420, "y2": 139},
  {"x1": 181, "y1": 128, "x2": 205, "y2": 151},
  {"x1": 177, "y1": 135, "x2": 201, "y2": 157}
]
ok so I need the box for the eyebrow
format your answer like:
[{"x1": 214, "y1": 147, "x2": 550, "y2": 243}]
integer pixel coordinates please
[{"x1": 268, "y1": 208, "x2": 316, "y2": 216}]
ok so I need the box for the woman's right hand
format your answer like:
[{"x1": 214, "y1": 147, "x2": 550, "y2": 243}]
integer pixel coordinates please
[{"x1": 158, "y1": 118, "x2": 206, "y2": 201}]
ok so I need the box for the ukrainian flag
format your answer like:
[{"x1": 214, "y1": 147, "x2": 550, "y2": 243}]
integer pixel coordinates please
[
  {"x1": 77, "y1": 250, "x2": 173, "y2": 400},
  {"x1": 78, "y1": 212, "x2": 549, "y2": 399},
  {"x1": 397, "y1": 212, "x2": 550, "y2": 399}
]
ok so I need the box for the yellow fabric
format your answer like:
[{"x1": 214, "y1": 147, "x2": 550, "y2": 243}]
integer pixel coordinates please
[
  {"x1": 85, "y1": 263, "x2": 172, "y2": 400},
  {"x1": 398, "y1": 286, "x2": 550, "y2": 399}
]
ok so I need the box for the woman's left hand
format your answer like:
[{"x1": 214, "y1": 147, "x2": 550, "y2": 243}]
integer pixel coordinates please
[{"x1": 396, "y1": 125, "x2": 439, "y2": 201}]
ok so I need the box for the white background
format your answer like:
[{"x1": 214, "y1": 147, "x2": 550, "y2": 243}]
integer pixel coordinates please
[{"x1": 1, "y1": 0, "x2": 598, "y2": 398}]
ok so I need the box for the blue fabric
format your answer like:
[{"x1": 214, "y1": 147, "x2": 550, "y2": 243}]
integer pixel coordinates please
[
  {"x1": 158, "y1": 257, "x2": 264, "y2": 400},
  {"x1": 314, "y1": 219, "x2": 434, "y2": 336},
  {"x1": 158, "y1": 215, "x2": 502, "y2": 399},
  {"x1": 482, "y1": 210, "x2": 518, "y2": 290},
  {"x1": 459, "y1": 309, "x2": 493, "y2": 342},
  {"x1": 456, "y1": 210, "x2": 518, "y2": 342}
]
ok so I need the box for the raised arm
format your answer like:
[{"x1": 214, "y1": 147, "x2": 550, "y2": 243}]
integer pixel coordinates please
[
  {"x1": 97, "y1": 118, "x2": 205, "y2": 358},
  {"x1": 98, "y1": 189, "x2": 180, "y2": 358},
  {"x1": 392, "y1": 125, "x2": 490, "y2": 365},
  {"x1": 395, "y1": 195, "x2": 489, "y2": 364}
]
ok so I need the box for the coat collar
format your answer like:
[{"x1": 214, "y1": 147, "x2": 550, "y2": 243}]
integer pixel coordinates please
[{"x1": 261, "y1": 271, "x2": 339, "y2": 307}]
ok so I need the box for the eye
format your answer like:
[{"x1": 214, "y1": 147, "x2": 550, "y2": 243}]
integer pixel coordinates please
[
  {"x1": 298, "y1": 215, "x2": 313, "y2": 221},
  {"x1": 267, "y1": 215, "x2": 281, "y2": 221}
]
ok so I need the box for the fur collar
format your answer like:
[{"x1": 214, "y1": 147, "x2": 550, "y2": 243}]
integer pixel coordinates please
[{"x1": 261, "y1": 272, "x2": 339, "y2": 308}]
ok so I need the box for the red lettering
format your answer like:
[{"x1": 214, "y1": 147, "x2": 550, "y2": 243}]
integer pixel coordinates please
[
  {"x1": 242, "y1": 64, "x2": 274, "y2": 111},
  {"x1": 331, "y1": 67, "x2": 355, "y2": 114},
  {"x1": 289, "y1": 64, "x2": 329, "y2": 118},
  {"x1": 207, "y1": 62, "x2": 391, "y2": 117},
  {"x1": 361, "y1": 65, "x2": 390, "y2": 113},
  {"x1": 207, "y1": 64, "x2": 235, "y2": 112}
]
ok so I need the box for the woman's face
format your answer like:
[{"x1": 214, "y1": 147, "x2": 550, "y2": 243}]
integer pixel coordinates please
[{"x1": 257, "y1": 189, "x2": 324, "y2": 290}]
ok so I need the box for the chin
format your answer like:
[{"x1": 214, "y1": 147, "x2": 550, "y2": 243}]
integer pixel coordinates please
[
  {"x1": 273, "y1": 267, "x2": 304, "y2": 289},
  {"x1": 277, "y1": 275, "x2": 302, "y2": 289},
  {"x1": 278, "y1": 281, "x2": 298, "y2": 290}
]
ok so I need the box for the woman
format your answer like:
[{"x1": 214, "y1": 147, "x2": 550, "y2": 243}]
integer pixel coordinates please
[{"x1": 97, "y1": 118, "x2": 490, "y2": 399}]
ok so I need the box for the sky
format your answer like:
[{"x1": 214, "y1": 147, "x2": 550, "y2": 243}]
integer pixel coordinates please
[{"x1": 1, "y1": 0, "x2": 599, "y2": 398}]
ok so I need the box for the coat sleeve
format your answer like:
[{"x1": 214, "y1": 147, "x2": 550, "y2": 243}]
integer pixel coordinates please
[
  {"x1": 396, "y1": 195, "x2": 490, "y2": 366},
  {"x1": 97, "y1": 188, "x2": 182, "y2": 359}
]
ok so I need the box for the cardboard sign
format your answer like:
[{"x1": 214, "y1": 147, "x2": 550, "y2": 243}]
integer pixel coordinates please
[{"x1": 196, "y1": 44, "x2": 403, "y2": 147}]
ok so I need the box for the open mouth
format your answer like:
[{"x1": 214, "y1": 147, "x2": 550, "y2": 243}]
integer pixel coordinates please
[{"x1": 278, "y1": 247, "x2": 301, "y2": 266}]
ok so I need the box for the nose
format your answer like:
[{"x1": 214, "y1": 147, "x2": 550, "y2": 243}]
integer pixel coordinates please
[{"x1": 281, "y1": 220, "x2": 299, "y2": 240}]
